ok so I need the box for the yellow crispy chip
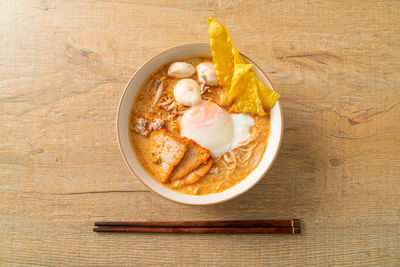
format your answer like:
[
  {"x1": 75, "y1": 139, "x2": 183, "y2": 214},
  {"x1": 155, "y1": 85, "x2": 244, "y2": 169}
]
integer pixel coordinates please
[
  {"x1": 207, "y1": 17, "x2": 234, "y2": 106},
  {"x1": 229, "y1": 64, "x2": 266, "y2": 116},
  {"x1": 256, "y1": 79, "x2": 280, "y2": 109},
  {"x1": 227, "y1": 47, "x2": 248, "y2": 105},
  {"x1": 208, "y1": 17, "x2": 279, "y2": 114},
  {"x1": 232, "y1": 46, "x2": 246, "y2": 65},
  {"x1": 228, "y1": 63, "x2": 252, "y2": 105}
]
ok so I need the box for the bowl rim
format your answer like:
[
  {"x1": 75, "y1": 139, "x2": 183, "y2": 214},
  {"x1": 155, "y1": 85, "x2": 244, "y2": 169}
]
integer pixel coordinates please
[{"x1": 116, "y1": 42, "x2": 283, "y2": 205}]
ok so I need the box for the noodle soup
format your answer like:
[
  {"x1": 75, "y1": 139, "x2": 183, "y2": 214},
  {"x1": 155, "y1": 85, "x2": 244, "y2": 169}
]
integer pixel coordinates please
[{"x1": 129, "y1": 57, "x2": 270, "y2": 195}]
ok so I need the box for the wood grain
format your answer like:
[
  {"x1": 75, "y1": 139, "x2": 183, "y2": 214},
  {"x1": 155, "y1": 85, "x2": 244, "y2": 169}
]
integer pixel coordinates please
[{"x1": 0, "y1": 0, "x2": 399, "y2": 266}]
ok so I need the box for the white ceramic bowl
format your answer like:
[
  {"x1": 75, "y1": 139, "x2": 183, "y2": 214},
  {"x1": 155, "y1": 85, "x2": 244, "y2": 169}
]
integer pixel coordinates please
[{"x1": 117, "y1": 43, "x2": 283, "y2": 205}]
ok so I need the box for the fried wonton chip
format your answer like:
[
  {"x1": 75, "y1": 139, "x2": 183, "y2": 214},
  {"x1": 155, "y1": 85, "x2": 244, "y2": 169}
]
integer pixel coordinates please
[
  {"x1": 227, "y1": 47, "x2": 250, "y2": 105},
  {"x1": 207, "y1": 17, "x2": 234, "y2": 106},
  {"x1": 208, "y1": 17, "x2": 280, "y2": 114},
  {"x1": 229, "y1": 64, "x2": 266, "y2": 116},
  {"x1": 232, "y1": 46, "x2": 246, "y2": 65},
  {"x1": 256, "y1": 79, "x2": 280, "y2": 109},
  {"x1": 228, "y1": 63, "x2": 252, "y2": 105},
  {"x1": 231, "y1": 41, "x2": 280, "y2": 112}
]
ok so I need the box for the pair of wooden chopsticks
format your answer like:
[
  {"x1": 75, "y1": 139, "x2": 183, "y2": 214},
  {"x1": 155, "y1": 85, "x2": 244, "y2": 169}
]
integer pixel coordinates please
[{"x1": 93, "y1": 219, "x2": 301, "y2": 234}]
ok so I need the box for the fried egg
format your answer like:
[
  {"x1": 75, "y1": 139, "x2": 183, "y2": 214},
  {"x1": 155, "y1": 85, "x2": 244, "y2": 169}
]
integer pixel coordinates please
[{"x1": 181, "y1": 101, "x2": 254, "y2": 157}]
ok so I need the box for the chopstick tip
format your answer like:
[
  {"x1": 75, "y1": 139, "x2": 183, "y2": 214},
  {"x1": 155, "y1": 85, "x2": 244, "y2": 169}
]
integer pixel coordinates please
[{"x1": 292, "y1": 219, "x2": 301, "y2": 227}]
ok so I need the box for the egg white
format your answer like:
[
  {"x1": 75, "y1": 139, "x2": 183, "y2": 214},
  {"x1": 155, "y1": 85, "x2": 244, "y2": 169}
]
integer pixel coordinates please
[{"x1": 180, "y1": 102, "x2": 254, "y2": 157}]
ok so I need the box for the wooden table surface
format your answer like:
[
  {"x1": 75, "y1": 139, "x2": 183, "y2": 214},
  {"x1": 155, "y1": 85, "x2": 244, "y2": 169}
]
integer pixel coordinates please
[{"x1": 1, "y1": 0, "x2": 399, "y2": 266}]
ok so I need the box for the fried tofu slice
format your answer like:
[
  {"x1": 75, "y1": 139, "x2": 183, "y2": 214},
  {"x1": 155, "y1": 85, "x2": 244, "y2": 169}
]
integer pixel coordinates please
[
  {"x1": 183, "y1": 157, "x2": 213, "y2": 185},
  {"x1": 169, "y1": 140, "x2": 211, "y2": 181},
  {"x1": 149, "y1": 129, "x2": 187, "y2": 182}
]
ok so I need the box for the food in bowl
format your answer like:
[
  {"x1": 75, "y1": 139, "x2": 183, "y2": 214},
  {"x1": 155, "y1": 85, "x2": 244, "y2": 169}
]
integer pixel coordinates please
[{"x1": 128, "y1": 18, "x2": 279, "y2": 196}]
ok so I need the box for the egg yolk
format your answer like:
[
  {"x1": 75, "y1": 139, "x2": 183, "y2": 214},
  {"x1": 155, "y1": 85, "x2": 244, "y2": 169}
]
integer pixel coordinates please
[{"x1": 181, "y1": 101, "x2": 233, "y2": 157}]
